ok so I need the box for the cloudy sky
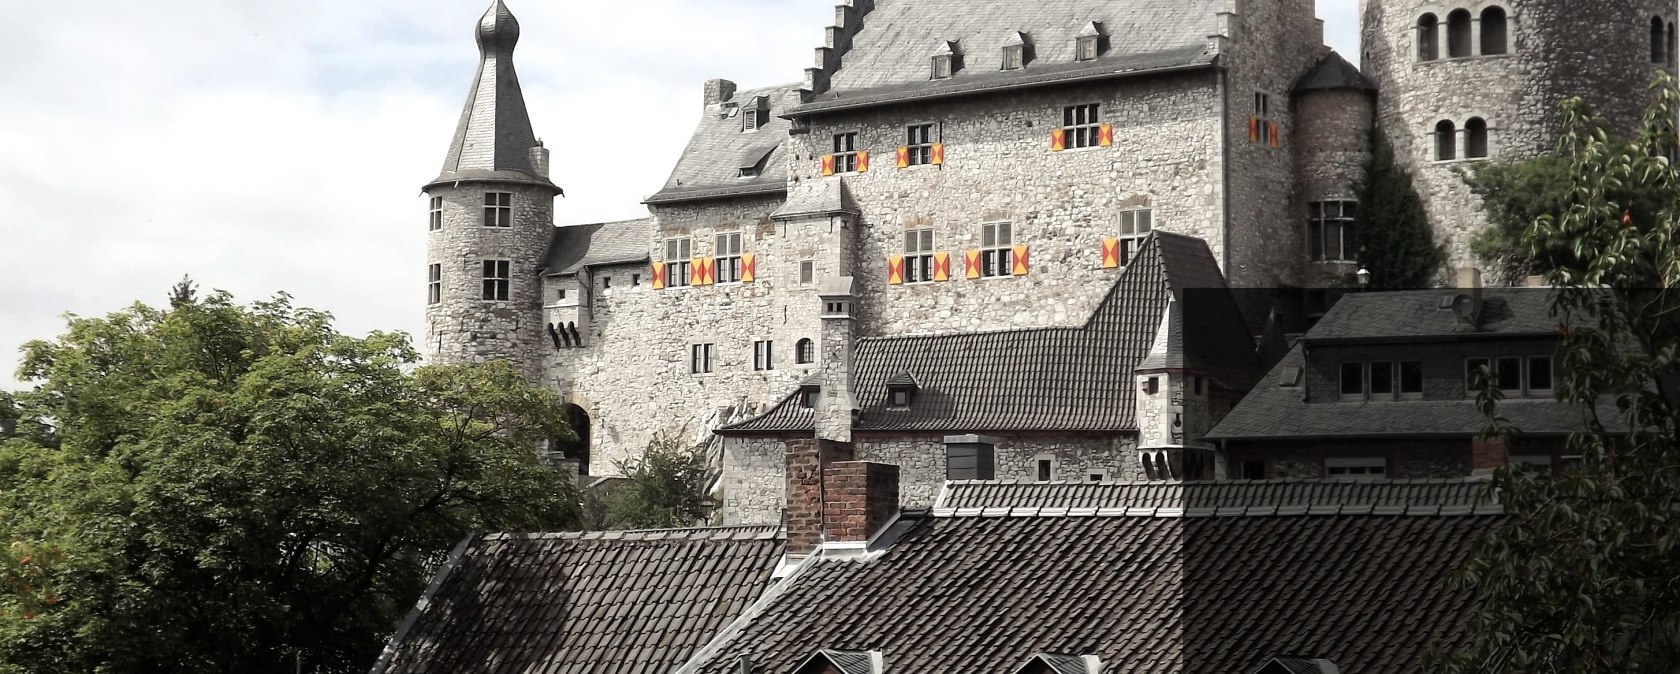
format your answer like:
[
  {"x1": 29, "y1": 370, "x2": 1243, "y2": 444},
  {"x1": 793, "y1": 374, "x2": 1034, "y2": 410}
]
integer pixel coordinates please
[{"x1": 0, "y1": 0, "x2": 1360, "y2": 387}]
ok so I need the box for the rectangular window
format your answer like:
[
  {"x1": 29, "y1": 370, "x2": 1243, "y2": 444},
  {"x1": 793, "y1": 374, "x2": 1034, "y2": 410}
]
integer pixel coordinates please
[
  {"x1": 1239, "y1": 460, "x2": 1266, "y2": 480},
  {"x1": 743, "y1": 107, "x2": 767, "y2": 132},
  {"x1": 799, "y1": 259, "x2": 816, "y2": 286},
  {"x1": 1400, "y1": 360, "x2": 1424, "y2": 398},
  {"x1": 1340, "y1": 362, "x2": 1365, "y2": 399},
  {"x1": 427, "y1": 263, "x2": 442, "y2": 305},
  {"x1": 1036, "y1": 459, "x2": 1053, "y2": 482},
  {"x1": 1527, "y1": 356, "x2": 1554, "y2": 394},
  {"x1": 1087, "y1": 469, "x2": 1108, "y2": 483},
  {"x1": 1308, "y1": 201, "x2": 1359, "y2": 262},
  {"x1": 1370, "y1": 361, "x2": 1395, "y2": 397},
  {"x1": 1253, "y1": 91, "x2": 1273, "y2": 144},
  {"x1": 980, "y1": 221, "x2": 1014, "y2": 278},
  {"x1": 889, "y1": 389, "x2": 911, "y2": 408},
  {"x1": 1193, "y1": 376, "x2": 1206, "y2": 396},
  {"x1": 1062, "y1": 104, "x2": 1101, "y2": 149},
  {"x1": 931, "y1": 54, "x2": 953, "y2": 79},
  {"x1": 428, "y1": 196, "x2": 443, "y2": 231},
  {"x1": 1076, "y1": 36, "x2": 1099, "y2": 61},
  {"x1": 715, "y1": 232, "x2": 743, "y2": 284},
  {"x1": 1495, "y1": 356, "x2": 1523, "y2": 393},
  {"x1": 1466, "y1": 357, "x2": 1491, "y2": 394},
  {"x1": 632, "y1": 273, "x2": 641, "y2": 287},
  {"x1": 832, "y1": 132, "x2": 859, "y2": 173},
  {"x1": 907, "y1": 124, "x2": 935, "y2": 166},
  {"x1": 483, "y1": 192, "x2": 512, "y2": 228},
  {"x1": 481, "y1": 259, "x2": 511, "y2": 301},
  {"x1": 753, "y1": 340, "x2": 774, "y2": 371},
  {"x1": 1145, "y1": 376, "x2": 1159, "y2": 395},
  {"x1": 1118, "y1": 209, "x2": 1153, "y2": 265},
  {"x1": 1326, "y1": 457, "x2": 1387, "y2": 480},
  {"x1": 602, "y1": 276, "x2": 612, "y2": 290},
  {"x1": 1003, "y1": 45, "x2": 1025, "y2": 70},
  {"x1": 903, "y1": 228, "x2": 935, "y2": 283},
  {"x1": 664, "y1": 237, "x2": 692, "y2": 287},
  {"x1": 690, "y1": 343, "x2": 714, "y2": 374}
]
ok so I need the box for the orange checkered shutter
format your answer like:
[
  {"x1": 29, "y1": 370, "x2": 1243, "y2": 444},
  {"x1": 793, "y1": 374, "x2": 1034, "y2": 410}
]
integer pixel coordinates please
[
  {"x1": 1051, "y1": 128, "x2": 1066, "y2": 152},
  {"x1": 1012, "y1": 246, "x2": 1031, "y2": 276},
  {"x1": 964, "y1": 250, "x2": 982, "y2": 279},
  {"x1": 1248, "y1": 117, "x2": 1260, "y2": 143},
  {"x1": 896, "y1": 147, "x2": 910, "y2": 169},
  {"x1": 857, "y1": 151, "x2": 870, "y2": 173},
  {"x1": 888, "y1": 256, "x2": 905, "y2": 285},
  {"x1": 741, "y1": 253, "x2": 757, "y2": 283},
  {"x1": 933, "y1": 252, "x2": 951, "y2": 282},
  {"x1": 821, "y1": 155, "x2": 836, "y2": 176},
  {"x1": 651, "y1": 260, "x2": 666, "y2": 289},
  {"x1": 1098, "y1": 123, "x2": 1114, "y2": 147},
  {"x1": 1101, "y1": 238, "x2": 1120, "y2": 269},
  {"x1": 931, "y1": 143, "x2": 945, "y2": 165}
]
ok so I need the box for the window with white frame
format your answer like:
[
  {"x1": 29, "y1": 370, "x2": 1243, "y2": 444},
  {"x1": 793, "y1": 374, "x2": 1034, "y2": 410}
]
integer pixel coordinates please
[
  {"x1": 1075, "y1": 35, "x2": 1100, "y2": 61},
  {"x1": 1466, "y1": 355, "x2": 1554, "y2": 398},
  {"x1": 1326, "y1": 457, "x2": 1387, "y2": 479},
  {"x1": 429, "y1": 196, "x2": 443, "y2": 231},
  {"x1": 799, "y1": 259, "x2": 815, "y2": 286},
  {"x1": 1118, "y1": 208, "x2": 1152, "y2": 265},
  {"x1": 907, "y1": 124, "x2": 935, "y2": 166},
  {"x1": 1370, "y1": 361, "x2": 1395, "y2": 398},
  {"x1": 690, "y1": 343, "x2": 714, "y2": 374},
  {"x1": 715, "y1": 232, "x2": 743, "y2": 284},
  {"x1": 427, "y1": 263, "x2": 442, "y2": 305},
  {"x1": 1308, "y1": 200, "x2": 1359, "y2": 262},
  {"x1": 1062, "y1": 103, "x2": 1101, "y2": 149},
  {"x1": 1400, "y1": 360, "x2": 1425, "y2": 398},
  {"x1": 665, "y1": 237, "x2": 692, "y2": 287},
  {"x1": 980, "y1": 221, "x2": 1014, "y2": 278},
  {"x1": 753, "y1": 340, "x2": 774, "y2": 371},
  {"x1": 1253, "y1": 92, "x2": 1273, "y2": 138},
  {"x1": 903, "y1": 228, "x2": 935, "y2": 283},
  {"x1": 481, "y1": 259, "x2": 511, "y2": 301},
  {"x1": 833, "y1": 132, "x2": 859, "y2": 173},
  {"x1": 483, "y1": 192, "x2": 512, "y2": 228},
  {"x1": 1003, "y1": 44, "x2": 1026, "y2": 70}
]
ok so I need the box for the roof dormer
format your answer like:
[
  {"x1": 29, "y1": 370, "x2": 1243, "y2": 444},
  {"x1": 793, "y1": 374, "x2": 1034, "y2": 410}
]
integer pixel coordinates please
[
  {"x1": 793, "y1": 649, "x2": 884, "y2": 674},
  {"x1": 1075, "y1": 22, "x2": 1107, "y2": 61},
  {"x1": 1015, "y1": 653, "x2": 1102, "y2": 674},
  {"x1": 1002, "y1": 31, "x2": 1032, "y2": 70},
  {"x1": 885, "y1": 371, "x2": 920, "y2": 409},
  {"x1": 931, "y1": 40, "x2": 961, "y2": 80},
  {"x1": 741, "y1": 95, "x2": 769, "y2": 132}
]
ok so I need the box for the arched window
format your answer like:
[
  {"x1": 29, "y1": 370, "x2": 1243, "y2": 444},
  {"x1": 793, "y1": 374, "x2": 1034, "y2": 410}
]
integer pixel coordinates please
[
  {"x1": 1447, "y1": 9, "x2": 1472, "y2": 58},
  {"x1": 1480, "y1": 7, "x2": 1508, "y2": 55},
  {"x1": 1653, "y1": 16, "x2": 1666, "y2": 63},
  {"x1": 1436, "y1": 120, "x2": 1458, "y2": 161},
  {"x1": 1465, "y1": 117, "x2": 1489, "y2": 158},
  {"x1": 1418, "y1": 13, "x2": 1440, "y2": 61},
  {"x1": 795, "y1": 338, "x2": 815, "y2": 365}
]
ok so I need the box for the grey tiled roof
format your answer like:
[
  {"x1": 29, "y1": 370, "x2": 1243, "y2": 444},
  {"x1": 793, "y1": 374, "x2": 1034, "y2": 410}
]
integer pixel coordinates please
[
  {"x1": 1306, "y1": 288, "x2": 1562, "y2": 342},
  {"x1": 682, "y1": 510, "x2": 1499, "y2": 674},
  {"x1": 428, "y1": 1, "x2": 559, "y2": 193},
  {"x1": 719, "y1": 232, "x2": 1258, "y2": 434},
  {"x1": 771, "y1": 179, "x2": 858, "y2": 220},
  {"x1": 540, "y1": 217, "x2": 655, "y2": 276},
  {"x1": 373, "y1": 525, "x2": 782, "y2": 674},
  {"x1": 1028, "y1": 653, "x2": 1095, "y2": 674},
  {"x1": 1202, "y1": 344, "x2": 1610, "y2": 441},
  {"x1": 646, "y1": 83, "x2": 802, "y2": 204},
  {"x1": 1293, "y1": 51, "x2": 1375, "y2": 92},
  {"x1": 937, "y1": 479, "x2": 1497, "y2": 512},
  {"x1": 795, "y1": 0, "x2": 1222, "y2": 114}
]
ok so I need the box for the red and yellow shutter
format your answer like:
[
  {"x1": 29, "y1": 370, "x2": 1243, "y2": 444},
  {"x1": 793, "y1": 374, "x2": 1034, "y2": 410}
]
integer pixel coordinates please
[
  {"x1": 1012, "y1": 245, "x2": 1031, "y2": 276},
  {"x1": 933, "y1": 252, "x2": 951, "y2": 282},
  {"x1": 1248, "y1": 117, "x2": 1260, "y2": 143},
  {"x1": 887, "y1": 256, "x2": 905, "y2": 285},
  {"x1": 931, "y1": 143, "x2": 945, "y2": 165},
  {"x1": 1050, "y1": 128, "x2": 1066, "y2": 152},
  {"x1": 964, "y1": 249, "x2": 982, "y2": 279},
  {"x1": 651, "y1": 260, "x2": 666, "y2": 289},
  {"x1": 896, "y1": 147, "x2": 910, "y2": 169},
  {"x1": 741, "y1": 253, "x2": 757, "y2": 283},
  {"x1": 704, "y1": 258, "x2": 717, "y2": 285},
  {"x1": 856, "y1": 150, "x2": 870, "y2": 173},
  {"x1": 1268, "y1": 121, "x2": 1280, "y2": 149},
  {"x1": 821, "y1": 155, "x2": 836, "y2": 176},
  {"x1": 1101, "y1": 238, "x2": 1120, "y2": 269},
  {"x1": 1098, "y1": 123, "x2": 1114, "y2": 147},
  {"x1": 689, "y1": 257, "x2": 707, "y2": 286}
]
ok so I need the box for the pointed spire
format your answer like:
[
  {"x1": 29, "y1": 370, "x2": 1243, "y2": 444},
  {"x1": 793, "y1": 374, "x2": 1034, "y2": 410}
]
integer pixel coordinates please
[
  {"x1": 427, "y1": 0, "x2": 559, "y2": 193},
  {"x1": 1137, "y1": 296, "x2": 1183, "y2": 372}
]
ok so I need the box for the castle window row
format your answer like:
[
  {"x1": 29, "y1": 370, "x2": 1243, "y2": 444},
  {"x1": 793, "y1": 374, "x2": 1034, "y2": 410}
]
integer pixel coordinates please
[
  {"x1": 925, "y1": 25, "x2": 1106, "y2": 80},
  {"x1": 1433, "y1": 117, "x2": 1492, "y2": 161},
  {"x1": 1417, "y1": 7, "x2": 1509, "y2": 62},
  {"x1": 686, "y1": 339, "x2": 819, "y2": 376},
  {"x1": 1652, "y1": 16, "x2": 1678, "y2": 66},
  {"x1": 822, "y1": 104, "x2": 1115, "y2": 175}
]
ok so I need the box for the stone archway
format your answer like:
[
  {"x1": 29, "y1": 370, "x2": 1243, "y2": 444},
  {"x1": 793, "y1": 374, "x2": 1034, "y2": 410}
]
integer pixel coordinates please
[{"x1": 551, "y1": 403, "x2": 591, "y2": 476}]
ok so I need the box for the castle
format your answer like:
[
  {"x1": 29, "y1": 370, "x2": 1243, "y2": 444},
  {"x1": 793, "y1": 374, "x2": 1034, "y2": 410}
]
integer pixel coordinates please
[{"x1": 421, "y1": 0, "x2": 1673, "y2": 524}]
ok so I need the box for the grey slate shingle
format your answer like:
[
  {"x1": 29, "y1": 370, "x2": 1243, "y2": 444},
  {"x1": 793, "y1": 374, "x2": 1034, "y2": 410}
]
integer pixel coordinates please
[
  {"x1": 1293, "y1": 51, "x2": 1375, "y2": 92},
  {"x1": 646, "y1": 83, "x2": 802, "y2": 205},
  {"x1": 541, "y1": 217, "x2": 656, "y2": 276},
  {"x1": 1306, "y1": 288, "x2": 1562, "y2": 342}
]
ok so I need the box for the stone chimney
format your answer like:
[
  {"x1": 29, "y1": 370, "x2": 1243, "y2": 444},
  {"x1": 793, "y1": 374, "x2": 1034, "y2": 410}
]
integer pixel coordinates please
[
  {"x1": 943, "y1": 435, "x2": 998, "y2": 480},
  {"x1": 703, "y1": 78, "x2": 737, "y2": 107},
  {"x1": 822, "y1": 461, "x2": 899, "y2": 546},
  {"x1": 528, "y1": 141, "x2": 550, "y2": 178},
  {"x1": 785, "y1": 438, "x2": 855, "y2": 557},
  {"x1": 817, "y1": 277, "x2": 857, "y2": 443}
]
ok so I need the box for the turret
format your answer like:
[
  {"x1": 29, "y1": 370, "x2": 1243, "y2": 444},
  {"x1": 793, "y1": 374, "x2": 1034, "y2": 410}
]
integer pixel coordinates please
[{"x1": 423, "y1": 0, "x2": 561, "y2": 380}]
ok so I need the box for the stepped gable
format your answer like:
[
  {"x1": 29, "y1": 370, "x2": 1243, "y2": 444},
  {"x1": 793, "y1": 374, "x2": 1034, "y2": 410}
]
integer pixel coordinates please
[
  {"x1": 646, "y1": 83, "x2": 803, "y2": 205},
  {"x1": 372, "y1": 525, "x2": 783, "y2": 674},
  {"x1": 540, "y1": 217, "x2": 657, "y2": 276},
  {"x1": 718, "y1": 231, "x2": 1256, "y2": 435}
]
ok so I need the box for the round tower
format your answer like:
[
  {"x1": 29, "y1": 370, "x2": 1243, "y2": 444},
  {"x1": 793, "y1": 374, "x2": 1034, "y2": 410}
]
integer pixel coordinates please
[
  {"x1": 1293, "y1": 52, "x2": 1378, "y2": 280},
  {"x1": 424, "y1": 0, "x2": 561, "y2": 380},
  {"x1": 1361, "y1": 0, "x2": 1675, "y2": 274}
]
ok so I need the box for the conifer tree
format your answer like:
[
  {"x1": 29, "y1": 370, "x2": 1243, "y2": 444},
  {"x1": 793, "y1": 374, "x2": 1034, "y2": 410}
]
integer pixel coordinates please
[{"x1": 1354, "y1": 130, "x2": 1447, "y2": 289}]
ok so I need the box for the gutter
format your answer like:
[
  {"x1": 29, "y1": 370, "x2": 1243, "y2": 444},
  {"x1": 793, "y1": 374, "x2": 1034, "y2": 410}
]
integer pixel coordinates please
[
  {"x1": 785, "y1": 61, "x2": 1217, "y2": 118},
  {"x1": 1302, "y1": 332, "x2": 1562, "y2": 347},
  {"x1": 644, "y1": 182, "x2": 787, "y2": 206}
]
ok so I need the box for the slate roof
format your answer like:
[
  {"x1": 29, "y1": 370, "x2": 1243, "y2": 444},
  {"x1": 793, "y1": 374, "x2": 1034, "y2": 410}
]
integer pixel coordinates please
[
  {"x1": 680, "y1": 507, "x2": 1500, "y2": 674},
  {"x1": 372, "y1": 525, "x2": 783, "y2": 674},
  {"x1": 428, "y1": 0, "x2": 559, "y2": 194},
  {"x1": 771, "y1": 179, "x2": 858, "y2": 220},
  {"x1": 1293, "y1": 50, "x2": 1375, "y2": 92},
  {"x1": 1305, "y1": 288, "x2": 1562, "y2": 342},
  {"x1": 718, "y1": 232, "x2": 1258, "y2": 435},
  {"x1": 646, "y1": 83, "x2": 802, "y2": 204},
  {"x1": 937, "y1": 478, "x2": 1496, "y2": 512},
  {"x1": 540, "y1": 217, "x2": 656, "y2": 276},
  {"x1": 794, "y1": 0, "x2": 1223, "y2": 115}
]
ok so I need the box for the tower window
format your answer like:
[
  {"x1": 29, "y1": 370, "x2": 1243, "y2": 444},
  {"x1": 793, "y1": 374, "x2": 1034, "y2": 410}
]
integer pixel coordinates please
[
  {"x1": 1417, "y1": 13, "x2": 1439, "y2": 61},
  {"x1": 799, "y1": 259, "x2": 815, "y2": 286},
  {"x1": 1480, "y1": 7, "x2": 1508, "y2": 56},
  {"x1": 664, "y1": 237, "x2": 692, "y2": 287},
  {"x1": 715, "y1": 232, "x2": 743, "y2": 284},
  {"x1": 753, "y1": 340, "x2": 774, "y2": 371},
  {"x1": 483, "y1": 192, "x2": 513, "y2": 228},
  {"x1": 1435, "y1": 120, "x2": 1458, "y2": 161},
  {"x1": 1118, "y1": 208, "x2": 1153, "y2": 265},
  {"x1": 689, "y1": 343, "x2": 715, "y2": 375},
  {"x1": 1062, "y1": 103, "x2": 1101, "y2": 149},
  {"x1": 903, "y1": 228, "x2": 936, "y2": 282},
  {"x1": 906, "y1": 124, "x2": 935, "y2": 166},
  {"x1": 796, "y1": 338, "x2": 815, "y2": 365},
  {"x1": 428, "y1": 196, "x2": 443, "y2": 231},
  {"x1": 1308, "y1": 200, "x2": 1358, "y2": 262},
  {"x1": 1654, "y1": 16, "x2": 1667, "y2": 63},
  {"x1": 832, "y1": 132, "x2": 859, "y2": 173},
  {"x1": 1446, "y1": 9, "x2": 1472, "y2": 58},
  {"x1": 1465, "y1": 117, "x2": 1490, "y2": 159},
  {"x1": 980, "y1": 221, "x2": 1014, "y2": 278},
  {"x1": 481, "y1": 259, "x2": 511, "y2": 301},
  {"x1": 427, "y1": 263, "x2": 442, "y2": 305}
]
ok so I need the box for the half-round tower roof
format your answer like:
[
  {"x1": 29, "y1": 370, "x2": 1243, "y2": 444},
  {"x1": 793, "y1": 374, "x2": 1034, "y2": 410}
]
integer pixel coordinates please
[{"x1": 476, "y1": 0, "x2": 520, "y2": 55}]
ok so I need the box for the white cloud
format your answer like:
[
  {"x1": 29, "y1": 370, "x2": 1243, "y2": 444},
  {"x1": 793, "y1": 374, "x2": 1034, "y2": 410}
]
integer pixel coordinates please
[{"x1": 0, "y1": 0, "x2": 1360, "y2": 388}]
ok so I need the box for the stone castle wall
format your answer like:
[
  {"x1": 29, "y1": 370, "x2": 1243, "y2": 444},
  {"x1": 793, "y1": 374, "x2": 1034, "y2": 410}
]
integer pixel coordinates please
[
  {"x1": 425, "y1": 182, "x2": 552, "y2": 382},
  {"x1": 1292, "y1": 87, "x2": 1375, "y2": 284}
]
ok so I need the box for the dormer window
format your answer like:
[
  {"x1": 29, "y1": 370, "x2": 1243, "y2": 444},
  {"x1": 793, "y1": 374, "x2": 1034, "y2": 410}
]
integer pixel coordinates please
[
  {"x1": 799, "y1": 388, "x2": 818, "y2": 409},
  {"x1": 885, "y1": 372, "x2": 919, "y2": 409},
  {"x1": 742, "y1": 96, "x2": 769, "y2": 132},
  {"x1": 1075, "y1": 22, "x2": 1106, "y2": 61},
  {"x1": 1002, "y1": 31, "x2": 1030, "y2": 70},
  {"x1": 931, "y1": 40, "x2": 961, "y2": 79}
]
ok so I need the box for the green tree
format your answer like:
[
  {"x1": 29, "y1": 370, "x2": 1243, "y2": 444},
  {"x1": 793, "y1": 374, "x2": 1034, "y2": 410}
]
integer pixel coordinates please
[
  {"x1": 1433, "y1": 74, "x2": 1680, "y2": 673},
  {"x1": 1354, "y1": 130, "x2": 1448, "y2": 289},
  {"x1": 603, "y1": 432, "x2": 718, "y2": 530},
  {"x1": 0, "y1": 289, "x2": 581, "y2": 674}
]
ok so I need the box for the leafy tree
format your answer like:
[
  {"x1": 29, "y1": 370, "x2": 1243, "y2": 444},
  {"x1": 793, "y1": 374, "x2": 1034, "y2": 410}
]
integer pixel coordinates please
[
  {"x1": 1354, "y1": 130, "x2": 1447, "y2": 289},
  {"x1": 1433, "y1": 74, "x2": 1680, "y2": 673},
  {"x1": 603, "y1": 432, "x2": 718, "y2": 530},
  {"x1": 0, "y1": 289, "x2": 581, "y2": 674}
]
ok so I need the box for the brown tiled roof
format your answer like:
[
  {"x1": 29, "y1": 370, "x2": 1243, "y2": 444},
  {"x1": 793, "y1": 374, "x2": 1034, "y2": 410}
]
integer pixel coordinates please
[
  {"x1": 937, "y1": 478, "x2": 1497, "y2": 511},
  {"x1": 718, "y1": 232, "x2": 1257, "y2": 435},
  {"x1": 372, "y1": 526, "x2": 783, "y2": 674},
  {"x1": 680, "y1": 509, "x2": 1500, "y2": 674}
]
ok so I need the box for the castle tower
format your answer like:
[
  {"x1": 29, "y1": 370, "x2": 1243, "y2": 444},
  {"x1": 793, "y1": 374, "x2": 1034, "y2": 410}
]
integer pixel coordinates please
[
  {"x1": 423, "y1": 0, "x2": 561, "y2": 379},
  {"x1": 1361, "y1": 0, "x2": 1675, "y2": 275}
]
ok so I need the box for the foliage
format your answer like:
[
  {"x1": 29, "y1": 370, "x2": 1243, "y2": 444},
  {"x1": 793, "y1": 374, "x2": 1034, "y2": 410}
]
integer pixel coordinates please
[
  {"x1": 0, "y1": 289, "x2": 581, "y2": 674},
  {"x1": 1354, "y1": 129, "x2": 1447, "y2": 289},
  {"x1": 1432, "y1": 73, "x2": 1680, "y2": 673},
  {"x1": 604, "y1": 432, "x2": 718, "y2": 530}
]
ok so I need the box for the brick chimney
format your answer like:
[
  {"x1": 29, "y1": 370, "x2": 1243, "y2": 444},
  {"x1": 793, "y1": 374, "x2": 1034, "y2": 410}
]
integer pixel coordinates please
[
  {"x1": 703, "y1": 78, "x2": 737, "y2": 107},
  {"x1": 823, "y1": 461, "x2": 899, "y2": 545},
  {"x1": 1471, "y1": 436, "x2": 1508, "y2": 476},
  {"x1": 785, "y1": 438, "x2": 854, "y2": 557}
]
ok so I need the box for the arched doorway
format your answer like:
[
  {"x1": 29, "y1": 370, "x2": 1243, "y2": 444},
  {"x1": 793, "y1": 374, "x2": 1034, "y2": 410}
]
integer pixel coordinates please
[{"x1": 551, "y1": 403, "x2": 591, "y2": 476}]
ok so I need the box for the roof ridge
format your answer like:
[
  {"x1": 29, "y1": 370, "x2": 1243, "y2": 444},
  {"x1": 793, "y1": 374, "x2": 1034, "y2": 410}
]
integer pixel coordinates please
[{"x1": 482, "y1": 524, "x2": 782, "y2": 542}]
